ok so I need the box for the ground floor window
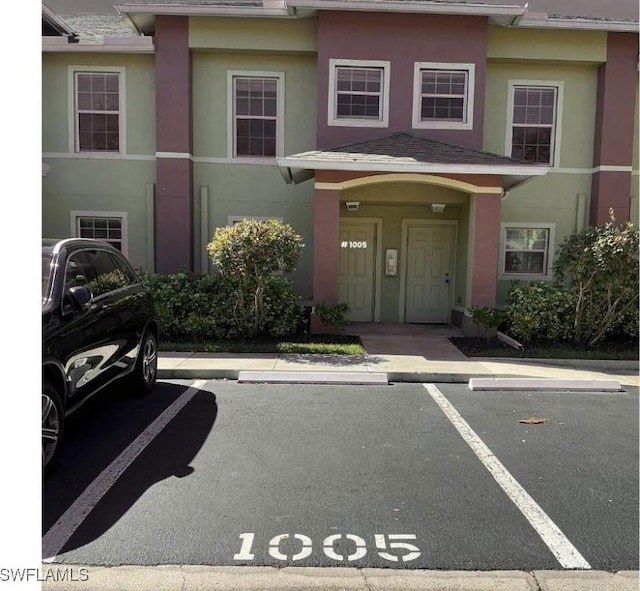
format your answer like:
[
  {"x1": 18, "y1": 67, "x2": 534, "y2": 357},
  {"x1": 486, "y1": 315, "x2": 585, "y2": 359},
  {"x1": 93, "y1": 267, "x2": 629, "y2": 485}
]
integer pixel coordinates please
[
  {"x1": 499, "y1": 223, "x2": 555, "y2": 279},
  {"x1": 71, "y1": 211, "x2": 128, "y2": 254}
]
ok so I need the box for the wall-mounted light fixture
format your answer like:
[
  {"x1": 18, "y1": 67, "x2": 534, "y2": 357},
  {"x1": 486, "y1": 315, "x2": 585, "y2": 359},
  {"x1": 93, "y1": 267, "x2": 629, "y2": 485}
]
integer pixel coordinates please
[
  {"x1": 431, "y1": 203, "x2": 446, "y2": 213},
  {"x1": 345, "y1": 201, "x2": 360, "y2": 211}
]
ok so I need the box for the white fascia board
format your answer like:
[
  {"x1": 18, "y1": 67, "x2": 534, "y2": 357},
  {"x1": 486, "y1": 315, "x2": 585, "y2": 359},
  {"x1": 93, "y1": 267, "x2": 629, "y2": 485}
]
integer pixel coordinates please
[
  {"x1": 42, "y1": 37, "x2": 154, "y2": 53},
  {"x1": 287, "y1": 0, "x2": 525, "y2": 16},
  {"x1": 518, "y1": 17, "x2": 639, "y2": 32},
  {"x1": 115, "y1": 4, "x2": 289, "y2": 17},
  {"x1": 277, "y1": 157, "x2": 549, "y2": 176},
  {"x1": 42, "y1": 4, "x2": 77, "y2": 36}
]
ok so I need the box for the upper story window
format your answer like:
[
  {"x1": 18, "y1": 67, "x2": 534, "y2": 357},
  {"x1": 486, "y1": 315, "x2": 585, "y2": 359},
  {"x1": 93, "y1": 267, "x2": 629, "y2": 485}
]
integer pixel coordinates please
[
  {"x1": 507, "y1": 82, "x2": 562, "y2": 166},
  {"x1": 229, "y1": 71, "x2": 284, "y2": 159},
  {"x1": 73, "y1": 69, "x2": 123, "y2": 153},
  {"x1": 412, "y1": 63, "x2": 475, "y2": 130},
  {"x1": 328, "y1": 59, "x2": 390, "y2": 128}
]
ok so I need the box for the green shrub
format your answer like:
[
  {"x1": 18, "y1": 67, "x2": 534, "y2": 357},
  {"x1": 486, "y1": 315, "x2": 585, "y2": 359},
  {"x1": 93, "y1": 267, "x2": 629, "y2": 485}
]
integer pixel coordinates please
[
  {"x1": 141, "y1": 272, "x2": 302, "y2": 340},
  {"x1": 314, "y1": 302, "x2": 350, "y2": 332},
  {"x1": 553, "y1": 219, "x2": 639, "y2": 345},
  {"x1": 468, "y1": 305, "x2": 504, "y2": 342},
  {"x1": 207, "y1": 219, "x2": 304, "y2": 337},
  {"x1": 505, "y1": 282, "x2": 575, "y2": 344}
]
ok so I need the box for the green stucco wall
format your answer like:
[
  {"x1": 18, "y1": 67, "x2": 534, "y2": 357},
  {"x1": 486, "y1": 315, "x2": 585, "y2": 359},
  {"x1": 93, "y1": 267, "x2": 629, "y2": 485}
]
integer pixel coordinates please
[
  {"x1": 484, "y1": 61, "x2": 598, "y2": 168},
  {"x1": 192, "y1": 51, "x2": 317, "y2": 296},
  {"x1": 42, "y1": 53, "x2": 157, "y2": 270},
  {"x1": 484, "y1": 61, "x2": 602, "y2": 306},
  {"x1": 189, "y1": 16, "x2": 317, "y2": 53},
  {"x1": 487, "y1": 27, "x2": 607, "y2": 63}
]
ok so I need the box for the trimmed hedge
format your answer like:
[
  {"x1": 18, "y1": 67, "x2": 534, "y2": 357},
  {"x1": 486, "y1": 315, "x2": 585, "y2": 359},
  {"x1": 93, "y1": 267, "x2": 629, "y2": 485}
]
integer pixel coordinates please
[{"x1": 141, "y1": 272, "x2": 302, "y2": 341}]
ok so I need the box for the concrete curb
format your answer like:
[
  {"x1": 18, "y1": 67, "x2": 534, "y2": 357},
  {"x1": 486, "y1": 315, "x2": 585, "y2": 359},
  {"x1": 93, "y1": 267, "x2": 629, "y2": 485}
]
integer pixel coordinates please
[
  {"x1": 469, "y1": 378, "x2": 623, "y2": 392},
  {"x1": 237, "y1": 370, "x2": 389, "y2": 385},
  {"x1": 40, "y1": 565, "x2": 640, "y2": 591},
  {"x1": 478, "y1": 357, "x2": 639, "y2": 371}
]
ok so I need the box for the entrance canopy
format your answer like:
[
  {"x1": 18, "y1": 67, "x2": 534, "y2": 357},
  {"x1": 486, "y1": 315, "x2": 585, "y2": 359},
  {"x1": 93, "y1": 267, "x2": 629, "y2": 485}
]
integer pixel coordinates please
[{"x1": 277, "y1": 132, "x2": 549, "y2": 190}]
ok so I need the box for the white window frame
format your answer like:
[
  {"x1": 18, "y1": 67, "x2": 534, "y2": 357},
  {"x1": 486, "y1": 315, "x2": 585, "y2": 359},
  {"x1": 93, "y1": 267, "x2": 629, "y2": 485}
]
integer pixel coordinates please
[
  {"x1": 328, "y1": 59, "x2": 390, "y2": 128},
  {"x1": 227, "y1": 215, "x2": 283, "y2": 226},
  {"x1": 412, "y1": 62, "x2": 475, "y2": 130},
  {"x1": 70, "y1": 210, "x2": 129, "y2": 256},
  {"x1": 505, "y1": 80, "x2": 564, "y2": 168},
  {"x1": 498, "y1": 222, "x2": 556, "y2": 280},
  {"x1": 68, "y1": 65, "x2": 126, "y2": 155},
  {"x1": 227, "y1": 70, "x2": 285, "y2": 162}
]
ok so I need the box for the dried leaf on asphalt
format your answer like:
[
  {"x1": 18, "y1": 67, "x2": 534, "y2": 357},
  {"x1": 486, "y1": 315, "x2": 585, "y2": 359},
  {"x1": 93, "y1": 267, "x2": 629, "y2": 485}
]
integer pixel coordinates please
[{"x1": 519, "y1": 417, "x2": 548, "y2": 425}]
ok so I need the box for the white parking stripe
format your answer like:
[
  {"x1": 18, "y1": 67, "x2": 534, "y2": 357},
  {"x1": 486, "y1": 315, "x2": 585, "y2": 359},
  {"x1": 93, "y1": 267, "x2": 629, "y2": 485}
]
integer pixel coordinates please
[
  {"x1": 423, "y1": 383, "x2": 591, "y2": 570},
  {"x1": 42, "y1": 380, "x2": 207, "y2": 562}
]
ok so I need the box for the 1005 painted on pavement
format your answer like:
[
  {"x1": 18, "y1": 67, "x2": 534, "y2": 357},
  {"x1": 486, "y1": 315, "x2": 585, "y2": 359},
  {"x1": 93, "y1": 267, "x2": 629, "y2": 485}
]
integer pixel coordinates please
[{"x1": 234, "y1": 533, "x2": 420, "y2": 562}]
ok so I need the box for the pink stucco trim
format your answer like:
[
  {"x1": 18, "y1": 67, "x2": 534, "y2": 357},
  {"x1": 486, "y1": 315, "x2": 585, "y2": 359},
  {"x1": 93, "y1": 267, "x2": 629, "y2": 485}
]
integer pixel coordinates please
[
  {"x1": 155, "y1": 160, "x2": 194, "y2": 273},
  {"x1": 316, "y1": 11, "x2": 488, "y2": 150},
  {"x1": 154, "y1": 16, "x2": 194, "y2": 272},
  {"x1": 312, "y1": 188, "x2": 340, "y2": 305},
  {"x1": 590, "y1": 32, "x2": 636, "y2": 224},
  {"x1": 470, "y1": 193, "x2": 501, "y2": 307},
  {"x1": 155, "y1": 16, "x2": 192, "y2": 152},
  {"x1": 590, "y1": 171, "x2": 632, "y2": 225}
]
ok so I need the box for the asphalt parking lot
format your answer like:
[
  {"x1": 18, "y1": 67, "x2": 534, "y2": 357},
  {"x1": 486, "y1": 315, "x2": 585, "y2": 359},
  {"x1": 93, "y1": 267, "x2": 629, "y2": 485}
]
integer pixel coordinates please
[{"x1": 43, "y1": 380, "x2": 639, "y2": 572}]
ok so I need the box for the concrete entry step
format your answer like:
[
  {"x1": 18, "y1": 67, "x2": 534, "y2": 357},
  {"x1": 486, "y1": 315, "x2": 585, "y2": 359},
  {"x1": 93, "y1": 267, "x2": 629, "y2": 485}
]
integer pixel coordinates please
[
  {"x1": 238, "y1": 371, "x2": 389, "y2": 385},
  {"x1": 469, "y1": 378, "x2": 623, "y2": 392}
]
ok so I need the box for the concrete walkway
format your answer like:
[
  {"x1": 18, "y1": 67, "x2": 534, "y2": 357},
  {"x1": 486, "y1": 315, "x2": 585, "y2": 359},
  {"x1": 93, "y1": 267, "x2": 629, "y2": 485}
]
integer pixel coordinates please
[
  {"x1": 41, "y1": 564, "x2": 640, "y2": 591},
  {"x1": 158, "y1": 323, "x2": 639, "y2": 386}
]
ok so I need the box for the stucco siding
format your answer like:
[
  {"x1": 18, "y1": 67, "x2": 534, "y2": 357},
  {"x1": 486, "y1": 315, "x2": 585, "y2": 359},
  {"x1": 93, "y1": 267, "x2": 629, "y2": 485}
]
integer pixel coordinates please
[
  {"x1": 484, "y1": 61, "x2": 598, "y2": 169},
  {"x1": 42, "y1": 159, "x2": 156, "y2": 271},
  {"x1": 487, "y1": 27, "x2": 607, "y2": 63},
  {"x1": 631, "y1": 78, "x2": 639, "y2": 226},
  {"x1": 316, "y1": 11, "x2": 488, "y2": 150},
  {"x1": 192, "y1": 52, "x2": 316, "y2": 158},
  {"x1": 42, "y1": 52, "x2": 156, "y2": 271},
  {"x1": 496, "y1": 172, "x2": 591, "y2": 305},
  {"x1": 189, "y1": 16, "x2": 317, "y2": 53},
  {"x1": 192, "y1": 49, "x2": 317, "y2": 294},
  {"x1": 194, "y1": 162, "x2": 314, "y2": 297},
  {"x1": 42, "y1": 53, "x2": 156, "y2": 156}
]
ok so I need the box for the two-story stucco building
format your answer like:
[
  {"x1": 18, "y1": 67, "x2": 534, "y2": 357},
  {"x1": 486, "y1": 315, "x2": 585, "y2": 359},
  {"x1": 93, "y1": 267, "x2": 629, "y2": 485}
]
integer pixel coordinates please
[{"x1": 42, "y1": 0, "x2": 639, "y2": 332}]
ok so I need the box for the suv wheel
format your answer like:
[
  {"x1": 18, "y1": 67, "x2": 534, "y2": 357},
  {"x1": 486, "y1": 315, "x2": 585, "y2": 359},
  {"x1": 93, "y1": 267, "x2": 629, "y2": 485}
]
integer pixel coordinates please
[
  {"x1": 43, "y1": 382, "x2": 64, "y2": 476},
  {"x1": 131, "y1": 330, "x2": 158, "y2": 393}
]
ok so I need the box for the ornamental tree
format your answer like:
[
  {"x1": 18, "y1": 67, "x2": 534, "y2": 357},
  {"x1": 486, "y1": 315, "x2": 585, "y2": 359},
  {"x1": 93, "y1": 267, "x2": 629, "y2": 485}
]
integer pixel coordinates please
[{"x1": 207, "y1": 219, "x2": 304, "y2": 337}]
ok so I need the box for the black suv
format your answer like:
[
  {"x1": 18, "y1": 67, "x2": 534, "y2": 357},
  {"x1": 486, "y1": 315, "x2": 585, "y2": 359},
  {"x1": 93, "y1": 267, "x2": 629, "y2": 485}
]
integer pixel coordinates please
[{"x1": 42, "y1": 238, "x2": 158, "y2": 474}]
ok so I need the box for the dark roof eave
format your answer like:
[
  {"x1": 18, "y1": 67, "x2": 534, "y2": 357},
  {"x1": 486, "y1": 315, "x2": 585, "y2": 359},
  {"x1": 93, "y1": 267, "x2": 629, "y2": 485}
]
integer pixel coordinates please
[{"x1": 277, "y1": 157, "x2": 549, "y2": 187}]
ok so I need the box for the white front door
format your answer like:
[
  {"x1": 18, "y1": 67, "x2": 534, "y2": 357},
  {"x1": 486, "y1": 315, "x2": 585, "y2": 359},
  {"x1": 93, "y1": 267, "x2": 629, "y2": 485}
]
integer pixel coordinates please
[
  {"x1": 338, "y1": 223, "x2": 376, "y2": 322},
  {"x1": 405, "y1": 224, "x2": 453, "y2": 323}
]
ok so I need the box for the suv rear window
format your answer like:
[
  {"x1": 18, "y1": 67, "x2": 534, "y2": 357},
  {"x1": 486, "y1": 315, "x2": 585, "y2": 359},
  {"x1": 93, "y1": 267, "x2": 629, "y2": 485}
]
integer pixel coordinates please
[{"x1": 65, "y1": 249, "x2": 136, "y2": 298}]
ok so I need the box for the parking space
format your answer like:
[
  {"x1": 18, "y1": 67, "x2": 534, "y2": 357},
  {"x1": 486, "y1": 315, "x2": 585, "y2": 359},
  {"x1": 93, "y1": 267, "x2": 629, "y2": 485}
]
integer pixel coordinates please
[
  {"x1": 43, "y1": 380, "x2": 638, "y2": 571},
  {"x1": 435, "y1": 383, "x2": 639, "y2": 571}
]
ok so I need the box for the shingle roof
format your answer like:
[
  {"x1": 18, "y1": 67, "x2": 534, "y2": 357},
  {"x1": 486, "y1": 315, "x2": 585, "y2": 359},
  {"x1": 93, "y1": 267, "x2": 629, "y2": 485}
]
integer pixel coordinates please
[
  {"x1": 287, "y1": 133, "x2": 530, "y2": 167},
  {"x1": 61, "y1": 14, "x2": 140, "y2": 41}
]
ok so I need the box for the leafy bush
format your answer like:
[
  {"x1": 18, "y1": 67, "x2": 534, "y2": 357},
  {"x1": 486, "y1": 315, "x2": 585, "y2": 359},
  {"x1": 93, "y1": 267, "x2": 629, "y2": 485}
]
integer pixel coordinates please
[
  {"x1": 505, "y1": 282, "x2": 575, "y2": 343},
  {"x1": 207, "y1": 219, "x2": 304, "y2": 337},
  {"x1": 141, "y1": 272, "x2": 302, "y2": 340},
  {"x1": 503, "y1": 218, "x2": 639, "y2": 346},
  {"x1": 553, "y1": 219, "x2": 639, "y2": 345},
  {"x1": 467, "y1": 305, "x2": 504, "y2": 342},
  {"x1": 314, "y1": 302, "x2": 350, "y2": 332}
]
